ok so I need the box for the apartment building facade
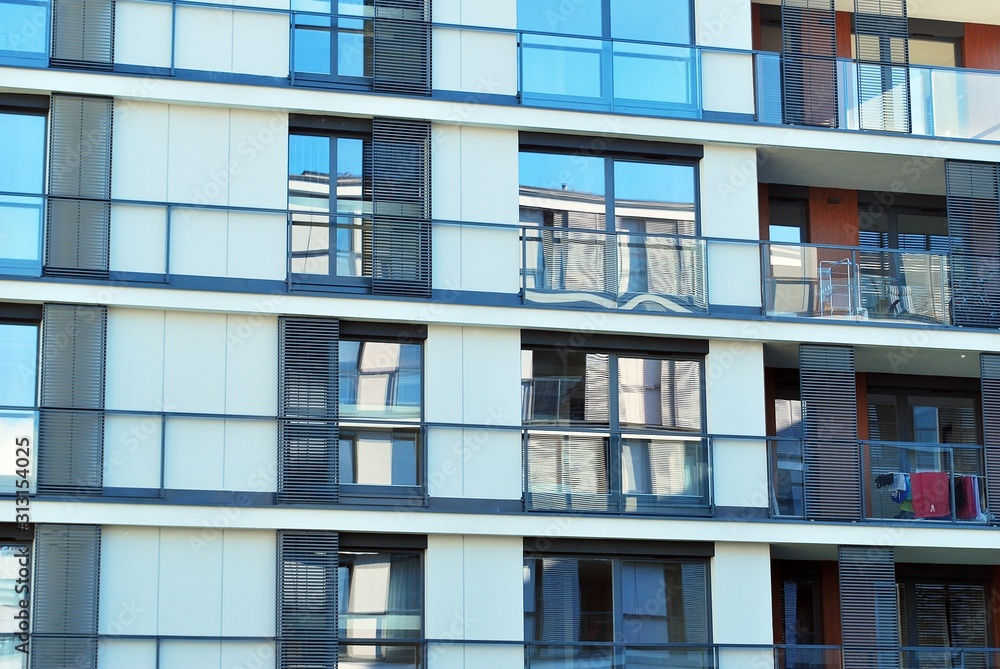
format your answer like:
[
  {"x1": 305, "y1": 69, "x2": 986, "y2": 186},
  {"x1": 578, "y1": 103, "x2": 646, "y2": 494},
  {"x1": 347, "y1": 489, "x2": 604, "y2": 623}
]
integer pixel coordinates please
[{"x1": 0, "y1": 0, "x2": 999, "y2": 667}]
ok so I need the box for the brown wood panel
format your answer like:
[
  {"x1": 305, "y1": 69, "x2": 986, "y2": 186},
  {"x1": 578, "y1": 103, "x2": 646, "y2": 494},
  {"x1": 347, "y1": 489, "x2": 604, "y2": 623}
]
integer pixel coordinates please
[
  {"x1": 836, "y1": 11, "x2": 853, "y2": 58},
  {"x1": 963, "y1": 23, "x2": 1000, "y2": 71},
  {"x1": 821, "y1": 561, "x2": 842, "y2": 645},
  {"x1": 759, "y1": 183, "x2": 770, "y2": 241},
  {"x1": 752, "y1": 2, "x2": 763, "y2": 52},
  {"x1": 808, "y1": 188, "x2": 859, "y2": 247}
]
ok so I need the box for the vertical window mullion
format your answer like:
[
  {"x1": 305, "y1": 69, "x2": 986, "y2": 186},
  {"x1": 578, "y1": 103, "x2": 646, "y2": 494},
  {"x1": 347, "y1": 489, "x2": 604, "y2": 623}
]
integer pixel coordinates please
[{"x1": 329, "y1": 134, "x2": 337, "y2": 279}]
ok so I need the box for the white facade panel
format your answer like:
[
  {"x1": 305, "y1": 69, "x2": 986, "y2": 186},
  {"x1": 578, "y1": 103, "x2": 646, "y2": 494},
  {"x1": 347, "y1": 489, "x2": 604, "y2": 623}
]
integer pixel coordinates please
[
  {"x1": 164, "y1": 418, "x2": 226, "y2": 490},
  {"x1": 424, "y1": 534, "x2": 465, "y2": 639},
  {"x1": 169, "y1": 208, "x2": 230, "y2": 278},
  {"x1": 104, "y1": 415, "x2": 163, "y2": 489},
  {"x1": 226, "y1": 213, "x2": 287, "y2": 280},
  {"x1": 461, "y1": 327, "x2": 521, "y2": 426},
  {"x1": 167, "y1": 106, "x2": 232, "y2": 206},
  {"x1": 227, "y1": 110, "x2": 288, "y2": 210},
  {"x1": 427, "y1": 427, "x2": 465, "y2": 498},
  {"x1": 158, "y1": 528, "x2": 225, "y2": 635},
  {"x1": 221, "y1": 530, "x2": 276, "y2": 635},
  {"x1": 232, "y1": 11, "x2": 289, "y2": 77},
  {"x1": 711, "y1": 542, "x2": 772, "y2": 643},
  {"x1": 224, "y1": 420, "x2": 278, "y2": 492},
  {"x1": 225, "y1": 314, "x2": 278, "y2": 416},
  {"x1": 99, "y1": 526, "x2": 160, "y2": 635},
  {"x1": 702, "y1": 51, "x2": 755, "y2": 115},
  {"x1": 695, "y1": 0, "x2": 752, "y2": 49},
  {"x1": 424, "y1": 325, "x2": 464, "y2": 424},
  {"x1": 110, "y1": 205, "x2": 168, "y2": 275},
  {"x1": 462, "y1": 536, "x2": 523, "y2": 641},
  {"x1": 113, "y1": 1, "x2": 172, "y2": 68},
  {"x1": 174, "y1": 7, "x2": 234, "y2": 73},
  {"x1": 112, "y1": 100, "x2": 169, "y2": 201},
  {"x1": 162, "y1": 311, "x2": 227, "y2": 414},
  {"x1": 106, "y1": 308, "x2": 165, "y2": 411},
  {"x1": 159, "y1": 641, "x2": 222, "y2": 669},
  {"x1": 707, "y1": 340, "x2": 765, "y2": 435},
  {"x1": 98, "y1": 640, "x2": 158, "y2": 669},
  {"x1": 461, "y1": 429, "x2": 522, "y2": 500}
]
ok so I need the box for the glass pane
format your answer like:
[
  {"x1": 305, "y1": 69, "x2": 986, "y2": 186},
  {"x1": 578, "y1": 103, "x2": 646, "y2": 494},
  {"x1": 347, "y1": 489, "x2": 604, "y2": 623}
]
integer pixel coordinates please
[
  {"x1": 613, "y1": 162, "x2": 696, "y2": 235},
  {"x1": 289, "y1": 134, "x2": 331, "y2": 211},
  {"x1": 621, "y1": 438, "x2": 704, "y2": 497},
  {"x1": 621, "y1": 561, "x2": 669, "y2": 643},
  {"x1": 522, "y1": 350, "x2": 610, "y2": 425},
  {"x1": 339, "y1": 341, "x2": 421, "y2": 419},
  {"x1": 0, "y1": 324, "x2": 36, "y2": 407},
  {"x1": 521, "y1": 35, "x2": 605, "y2": 99},
  {"x1": 0, "y1": 195, "x2": 42, "y2": 272},
  {"x1": 0, "y1": 113, "x2": 44, "y2": 193},
  {"x1": 909, "y1": 37, "x2": 959, "y2": 68},
  {"x1": 291, "y1": 218, "x2": 331, "y2": 275},
  {"x1": 0, "y1": 545, "x2": 30, "y2": 667},
  {"x1": 0, "y1": 0, "x2": 48, "y2": 58},
  {"x1": 335, "y1": 216, "x2": 366, "y2": 277},
  {"x1": 618, "y1": 358, "x2": 701, "y2": 431},
  {"x1": 611, "y1": 0, "x2": 691, "y2": 44},
  {"x1": 520, "y1": 152, "x2": 606, "y2": 229},
  {"x1": 612, "y1": 43, "x2": 695, "y2": 106},
  {"x1": 337, "y1": 17, "x2": 370, "y2": 77},
  {"x1": 339, "y1": 429, "x2": 418, "y2": 486},
  {"x1": 339, "y1": 643, "x2": 419, "y2": 669},
  {"x1": 517, "y1": 0, "x2": 601, "y2": 37},
  {"x1": 339, "y1": 551, "x2": 421, "y2": 640},
  {"x1": 524, "y1": 557, "x2": 614, "y2": 642},
  {"x1": 293, "y1": 0, "x2": 332, "y2": 74},
  {"x1": 335, "y1": 138, "x2": 365, "y2": 207}
]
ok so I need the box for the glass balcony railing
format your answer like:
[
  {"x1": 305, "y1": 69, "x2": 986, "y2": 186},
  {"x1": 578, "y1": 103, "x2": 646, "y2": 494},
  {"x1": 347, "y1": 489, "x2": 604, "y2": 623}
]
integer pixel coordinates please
[
  {"x1": 900, "y1": 646, "x2": 1000, "y2": 669},
  {"x1": 763, "y1": 242, "x2": 951, "y2": 325},
  {"x1": 522, "y1": 430, "x2": 711, "y2": 514},
  {"x1": 519, "y1": 33, "x2": 701, "y2": 118},
  {"x1": 521, "y1": 227, "x2": 708, "y2": 313},
  {"x1": 768, "y1": 438, "x2": 988, "y2": 523},
  {"x1": 864, "y1": 440, "x2": 986, "y2": 522},
  {"x1": 755, "y1": 52, "x2": 1000, "y2": 142},
  {"x1": 525, "y1": 643, "x2": 714, "y2": 669}
]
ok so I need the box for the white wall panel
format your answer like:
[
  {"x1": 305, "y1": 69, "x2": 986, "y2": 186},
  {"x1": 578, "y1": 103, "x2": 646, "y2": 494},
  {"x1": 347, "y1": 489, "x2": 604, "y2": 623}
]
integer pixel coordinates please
[
  {"x1": 224, "y1": 420, "x2": 278, "y2": 492},
  {"x1": 707, "y1": 340, "x2": 765, "y2": 435},
  {"x1": 99, "y1": 640, "x2": 158, "y2": 669},
  {"x1": 110, "y1": 205, "x2": 168, "y2": 274},
  {"x1": 462, "y1": 536, "x2": 522, "y2": 641},
  {"x1": 164, "y1": 418, "x2": 226, "y2": 490},
  {"x1": 712, "y1": 543, "x2": 772, "y2": 643},
  {"x1": 163, "y1": 311, "x2": 227, "y2": 413},
  {"x1": 99, "y1": 526, "x2": 160, "y2": 635},
  {"x1": 228, "y1": 110, "x2": 288, "y2": 210},
  {"x1": 424, "y1": 534, "x2": 465, "y2": 638},
  {"x1": 113, "y1": 1, "x2": 172, "y2": 67},
  {"x1": 104, "y1": 415, "x2": 162, "y2": 489},
  {"x1": 226, "y1": 213, "x2": 287, "y2": 280},
  {"x1": 221, "y1": 642, "x2": 277, "y2": 669},
  {"x1": 106, "y1": 308, "x2": 165, "y2": 411},
  {"x1": 159, "y1": 641, "x2": 222, "y2": 669},
  {"x1": 112, "y1": 101, "x2": 169, "y2": 201},
  {"x1": 702, "y1": 52, "x2": 755, "y2": 114},
  {"x1": 174, "y1": 6, "x2": 234, "y2": 72},
  {"x1": 158, "y1": 528, "x2": 224, "y2": 635},
  {"x1": 462, "y1": 327, "x2": 520, "y2": 425},
  {"x1": 225, "y1": 314, "x2": 278, "y2": 415},
  {"x1": 232, "y1": 11, "x2": 289, "y2": 76},
  {"x1": 695, "y1": 0, "x2": 752, "y2": 49},
  {"x1": 424, "y1": 325, "x2": 464, "y2": 424},
  {"x1": 461, "y1": 429, "x2": 521, "y2": 500},
  {"x1": 713, "y1": 438, "x2": 769, "y2": 508},
  {"x1": 169, "y1": 209, "x2": 229, "y2": 277},
  {"x1": 167, "y1": 106, "x2": 231, "y2": 206},
  {"x1": 221, "y1": 530, "x2": 276, "y2": 635}
]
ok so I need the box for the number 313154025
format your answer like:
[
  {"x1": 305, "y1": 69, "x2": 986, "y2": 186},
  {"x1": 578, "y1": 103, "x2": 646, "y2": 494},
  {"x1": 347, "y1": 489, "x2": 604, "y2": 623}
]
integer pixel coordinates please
[{"x1": 14, "y1": 437, "x2": 30, "y2": 525}]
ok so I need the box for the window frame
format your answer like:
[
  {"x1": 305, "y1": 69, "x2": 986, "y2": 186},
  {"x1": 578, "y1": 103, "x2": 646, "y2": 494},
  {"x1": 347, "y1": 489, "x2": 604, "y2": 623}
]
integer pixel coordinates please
[
  {"x1": 0, "y1": 99, "x2": 48, "y2": 277},
  {"x1": 521, "y1": 334, "x2": 709, "y2": 515},
  {"x1": 0, "y1": 305, "x2": 41, "y2": 496},
  {"x1": 0, "y1": 0, "x2": 51, "y2": 66},
  {"x1": 287, "y1": 118, "x2": 373, "y2": 292},
  {"x1": 290, "y1": 0, "x2": 375, "y2": 90},
  {"x1": 522, "y1": 544, "x2": 712, "y2": 657}
]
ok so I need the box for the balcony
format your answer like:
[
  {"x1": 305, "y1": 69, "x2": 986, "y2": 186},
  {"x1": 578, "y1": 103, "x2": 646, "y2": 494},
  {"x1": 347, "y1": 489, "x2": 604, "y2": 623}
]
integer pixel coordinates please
[
  {"x1": 755, "y1": 53, "x2": 1000, "y2": 142},
  {"x1": 770, "y1": 439, "x2": 987, "y2": 523},
  {"x1": 524, "y1": 643, "x2": 714, "y2": 669},
  {"x1": 763, "y1": 241, "x2": 951, "y2": 325},
  {"x1": 521, "y1": 226, "x2": 708, "y2": 313},
  {"x1": 522, "y1": 429, "x2": 711, "y2": 515}
]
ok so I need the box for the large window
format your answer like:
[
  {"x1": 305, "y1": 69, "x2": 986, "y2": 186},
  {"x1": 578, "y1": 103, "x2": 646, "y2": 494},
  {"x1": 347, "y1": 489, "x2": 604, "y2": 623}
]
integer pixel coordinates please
[
  {"x1": 0, "y1": 108, "x2": 45, "y2": 276},
  {"x1": 0, "y1": 0, "x2": 49, "y2": 64},
  {"x1": 0, "y1": 320, "x2": 38, "y2": 494},
  {"x1": 523, "y1": 551, "x2": 710, "y2": 668},
  {"x1": 279, "y1": 532, "x2": 423, "y2": 669},
  {"x1": 521, "y1": 336, "x2": 708, "y2": 514},
  {"x1": 279, "y1": 318, "x2": 424, "y2": 504},
  {"x1": 288, "y1": 125, "x2": 372, "y2": 288},
  {"x1": 519, "y1": 147, "x2": 704, "y2": 312},
  {"x1": 517, "y1": 0, "x2": 698, "y2": 114},
  {"x1": 292, "y1": 0, "x2": 373, "y2": 85},
  {"x1": 898, "y1": 577, "x2": 992, "y2": 664},
  {"x1": 0, "y1": 543, "x2": 29, "y2": 667}
]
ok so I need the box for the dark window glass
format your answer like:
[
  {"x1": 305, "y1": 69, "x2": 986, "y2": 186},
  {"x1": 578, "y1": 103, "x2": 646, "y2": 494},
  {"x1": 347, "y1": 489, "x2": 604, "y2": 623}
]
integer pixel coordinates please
[
  {"x1": 339, "y1": 550, "x2": 421, "y2": 640},
  {"x1": 339, "y1": 341, "x2": 421, "y2": 420},
  {"x1": 522, "y1": 350, "x2": 610, "y2": 425},
  {"x1": 339, "y1": 429, "x2": 419, "y2": 486}
]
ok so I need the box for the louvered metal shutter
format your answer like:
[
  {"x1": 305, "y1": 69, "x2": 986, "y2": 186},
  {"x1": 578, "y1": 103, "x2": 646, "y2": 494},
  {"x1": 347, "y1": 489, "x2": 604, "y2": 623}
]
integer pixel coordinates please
[
  {"x1": 51, "y1": 0, "x2": 114, "y2": 67},
  {"x1": 31, "y1": 524, "x2": 101, "y2": 669},
  {"x1": 373, "y1": 0, "x2": 431, "y2": 96},
  {"x1": 800, "y1": 345, "x2": 860, "y2": 520},
  {"x1": 855, "y1": 0, "x2": 910, "y2": 133},
  {"x1": 39, "y1": 304, "x2": 106, "y2": 495},
  {"x1": 371, "y1": 118, "x2": 432, "y2": 297},
  {"x1": 46, "y1": 95, "x2": 113, "y2": 279},
  {"x1": 278, "y1": 318, "x2": 339, "y2": 504},
  {"x1": 947, "y1": 161, "x2": 1000, "y2": 329},
  {"x1": 839, "y1": 546, "x2": 899, "y2": 669},
  {"x1": 680, "y1": 562, "x2": 709, "y2": 643},
  {"x1": 277, "y1": 531, "x2": 339, "y2": 669},
  {"x1": 981, "y1": 354, "x2": 1000, "y2": 516},
  {"x1": 781, "y1": 0, "x2": 838, "y2": 128}
]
